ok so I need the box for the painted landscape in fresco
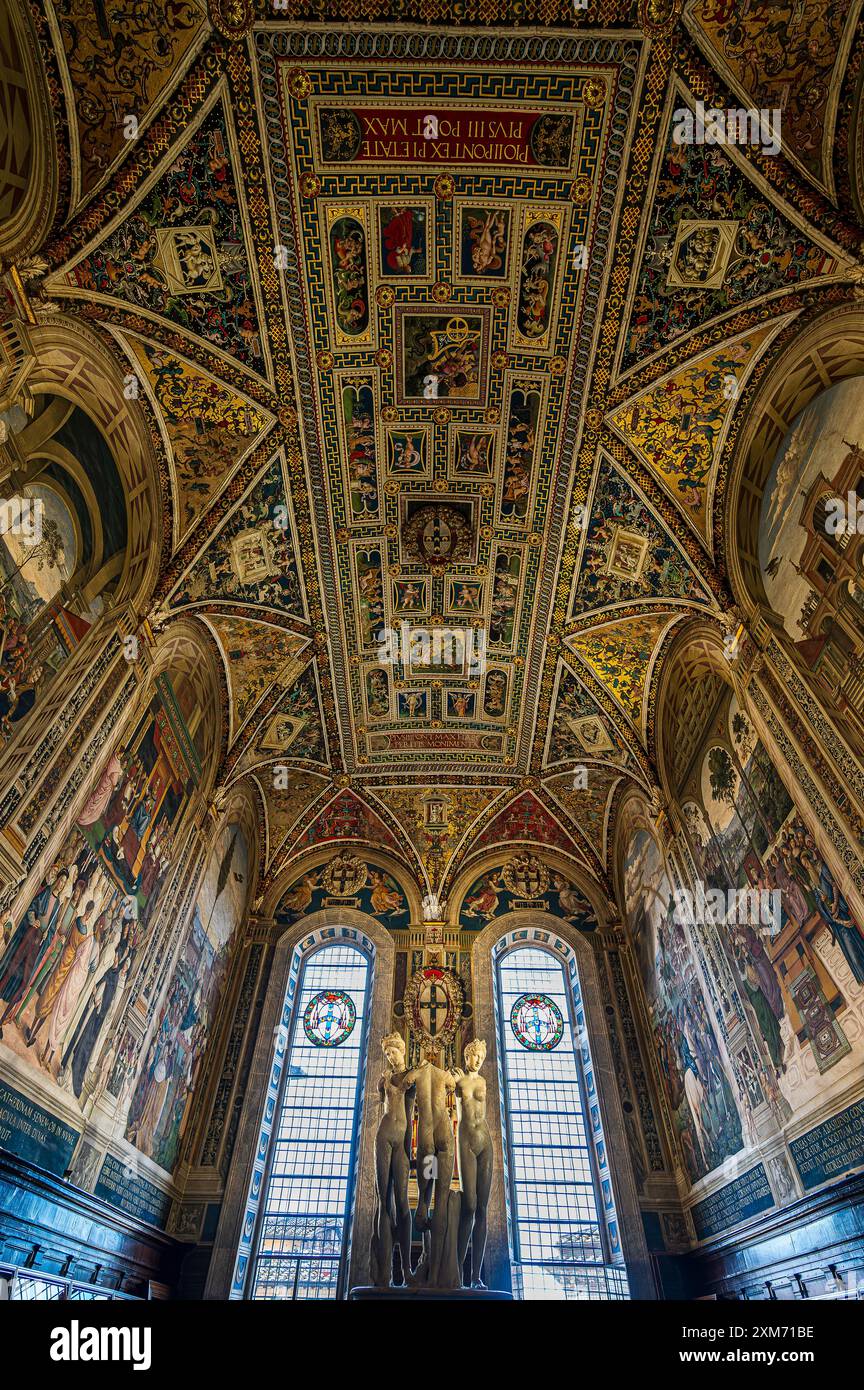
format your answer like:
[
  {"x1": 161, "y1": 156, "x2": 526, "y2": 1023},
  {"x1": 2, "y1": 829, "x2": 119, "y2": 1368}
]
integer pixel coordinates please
[
  {"x1": 623, "y1": 826, "x2": 743, "y2": 1184},
  {"x1": 125, "y1": 823, "x2": 249, "y2": 1172},
  {"x1": 686, "y1": 695, "x2": 864, "y2": 1106}
]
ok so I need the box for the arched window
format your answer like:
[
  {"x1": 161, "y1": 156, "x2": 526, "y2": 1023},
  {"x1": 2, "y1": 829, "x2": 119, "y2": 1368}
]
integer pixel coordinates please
[
  {"x1": 495, "y1": 944, "x2": 628, "y2": 1300},
  {"x1": 246, "y1": 942, "x2": 371, "y2": 1301}
]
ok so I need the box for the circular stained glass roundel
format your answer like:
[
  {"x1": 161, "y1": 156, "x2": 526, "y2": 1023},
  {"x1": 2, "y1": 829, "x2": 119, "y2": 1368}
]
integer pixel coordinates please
[
  {"x1": 510, "y1": 993, "x2": 564, "y2": 1051},
  {"x1": 303, "y1": 989, "x2": 356, "y2": 1047}
]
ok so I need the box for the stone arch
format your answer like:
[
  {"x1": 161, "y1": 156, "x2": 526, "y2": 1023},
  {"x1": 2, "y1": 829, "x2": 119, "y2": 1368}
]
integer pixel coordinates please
[
  {"x1": 5, "y1": 317, "x2": 164, "y2": 611},
  {"x1": 261, "y1": 843, "x2": 424, "y2": 924},
  {"x1": 0, "y1": 0, "x2": 57, "y2": 260},
  {"x1": 469, "y1": 908, "x2": 655, "y2": 1300},
  {"x1": 726, "y1": 302, "x2": 864, "y2": 630},
  {"x1": 205, "y1": 907, "x2": 396, "y2": 1300},
  {"x1": 146, "y1": 616, "x2": 225, "y2": 806},
  {"x1": 447, "y1": 843, "x2": 612, "y2": 930},
  {"x1": 653, "y1": 618, "x2": 737, "y2": 814}
]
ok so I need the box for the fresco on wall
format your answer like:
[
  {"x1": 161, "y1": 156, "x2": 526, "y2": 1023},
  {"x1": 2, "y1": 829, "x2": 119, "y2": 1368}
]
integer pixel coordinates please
[
  {"x1": 125, "y1": 823, "x2": 249, "y2": 1172},
  {"x1": 0, "y1": 674, "x2": 200, "y2": 1096},
  {"x1": 458, "y1": 857, "x2": 597, "y2": 933},
  {"x1": 759, "y1": 377, "x2": 864, "y2": 646},
  {"x1": 623, "y1": 824, "x2": 743, "y2": 1184},
  {"x1": 276, "y1": 855, "x2": 411, "y2": 932},
  {"x1": 681, "y1": 690, "x2": 864, "y2": 1125},
  {"x1": 0, "y1": 482, "x2": 92, "y2": 748}
]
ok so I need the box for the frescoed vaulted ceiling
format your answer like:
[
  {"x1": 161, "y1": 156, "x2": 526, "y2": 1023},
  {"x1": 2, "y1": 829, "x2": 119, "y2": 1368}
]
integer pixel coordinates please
[{"x1": 15, "y1": 0, "x2": 864, "y2": 905}]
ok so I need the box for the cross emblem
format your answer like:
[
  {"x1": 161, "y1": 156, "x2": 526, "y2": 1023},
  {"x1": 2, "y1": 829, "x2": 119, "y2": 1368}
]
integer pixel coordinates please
[{"x1": 418, "y1": 970, "x2": 448, "y2": 1038}]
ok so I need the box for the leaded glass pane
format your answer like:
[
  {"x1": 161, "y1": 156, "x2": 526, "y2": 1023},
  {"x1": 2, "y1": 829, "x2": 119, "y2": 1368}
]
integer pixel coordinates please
[
  {"x1": 496, "y1": 946, "x2": 628, "y2": 1301},
  {"x1": 249, "y1": 945, "x2": 370, "y2": 1301}
]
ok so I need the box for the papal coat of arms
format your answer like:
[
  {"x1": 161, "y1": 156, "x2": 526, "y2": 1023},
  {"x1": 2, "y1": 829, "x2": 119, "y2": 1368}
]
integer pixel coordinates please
[
  {"x1": 321, "y1": 852, "x2": 368, "y2": 897},
  {"x1": 404, "y1": 964, "x2": 464, "y2": 1050},
  {"x1": 502, "y1": 852, "x2": 549, "y2": 899}
]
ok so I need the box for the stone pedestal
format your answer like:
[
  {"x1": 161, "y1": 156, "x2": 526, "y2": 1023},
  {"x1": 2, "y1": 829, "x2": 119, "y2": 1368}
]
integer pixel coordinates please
[{"x1": 349, "y1": 1286, "x2": 513, "y2": 1301}]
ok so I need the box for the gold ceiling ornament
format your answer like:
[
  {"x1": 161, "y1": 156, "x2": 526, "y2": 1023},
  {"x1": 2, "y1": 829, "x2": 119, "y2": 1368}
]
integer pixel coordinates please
[
  {"x1": 316, "y1": 349, "x2": 334, "y2": 371},
  {"x1": 376, "y1": 285, "x2": 396, "y2": 308},
  {"x1": 299, "y1": 173, "x2": 321, "y2": 198},
  {"x1": 570, "y1": 175, "x2": 593, "y2": 204},
  {"x1": 528, "y1": 532, "x2": 543, "y2": 546},
  {"x1": 402, "y1": 502, "x2": 474, "y2": 570},
  {"x1": 581, "y1": 77, "x2": 606, "y2": 109},
  {"x1": 502, "y1": 852, "x2": 549, "y2": 898},
  {"x1": 207, "y1": 0, "x2": 254, "y2": 40},
  {"x1": 286, "y1": 68, "x2": 313, "y2": 100},
  {"x1": 384, "y1": 479, "x2": 400, "y2": 496},
  {"x1": 583, "y1": 407, "x2": 603, "y2": 431},
  {"x1": 433, "y1": 406, "x2": 452, "y2": 425},
  {"x1": 549, "y1": 356, "x2": 567, "y2": 376},
  {"x1": 433, "y1": 477, "x2": 448, "y2": 492},
  {"x1": 492, "y1": 287, "x2": 511, "y2": 308},
  {"x1": 322, "y1": 853, "x2": 368, "y2": 897},
  {"x1": 433, "y1": 174, "x2": 456, "y2": 201},
  {"x1": 381, "y1": 405, "x2": 399, "y2": 422},
  {"x1": 404, "y1": 964, "x2": 464, "y2": 1051},
  {"x1": 492, "y1": 350, "x2": 509, "y2": 369},
  {"x1": 336, "y1": 526, "x2": 350, "y2": 542},
  {"x1": 375, "y1": 347, "x2": 393, "y2": 369},
  {"x1": 432, "y1": 281, "x2": 452, "y2": 302},
  {"x1": 639, "y1": 0, "x2": 683, "y2": 33},
  {"x1": 484, "y1": 406, "x2": 500, "y2": 424},
  {"x1": 334, "y1": 774, "x2": 351, "y2": 789},
  {"x1": 547, "y1": 632, "x2": 561, "y2": 648}
]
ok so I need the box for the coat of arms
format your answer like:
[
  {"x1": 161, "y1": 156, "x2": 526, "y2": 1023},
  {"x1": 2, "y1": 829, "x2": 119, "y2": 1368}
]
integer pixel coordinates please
[
  {"x1": 502, "y1": 852, "x2": 549, "y2": 899},
  {"x1": 404, "y1": 965, "x2": 464, "y2": 1049},
  {"x1": 321, "y1": 852, "x2": 368, "y2": 898}
]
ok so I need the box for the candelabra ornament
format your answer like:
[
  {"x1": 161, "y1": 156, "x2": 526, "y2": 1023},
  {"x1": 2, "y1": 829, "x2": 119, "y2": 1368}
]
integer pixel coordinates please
[{"x1": 366, "y1": 1031, "x2": 497, "y2": 1296}]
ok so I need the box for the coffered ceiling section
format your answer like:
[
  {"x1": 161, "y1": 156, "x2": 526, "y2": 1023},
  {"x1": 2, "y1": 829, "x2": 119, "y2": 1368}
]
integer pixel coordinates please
[{"x1": 263, "y1": 33, "x2": 638, "y2": 775}]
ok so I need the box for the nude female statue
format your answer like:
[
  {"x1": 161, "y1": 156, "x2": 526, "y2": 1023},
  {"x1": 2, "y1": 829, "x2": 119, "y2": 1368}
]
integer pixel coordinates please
[
  {"x1": 372, "y1": 1032, "x2": 416, "y2": 1285},
  {"x1": 453, "y1": 1038, "x2": 493, "y2": 1287}
]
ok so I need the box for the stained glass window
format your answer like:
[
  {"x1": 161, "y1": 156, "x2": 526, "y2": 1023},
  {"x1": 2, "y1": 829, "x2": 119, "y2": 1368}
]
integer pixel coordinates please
[
  {"x1": 303, "y1": 988, "x2": 357, "y2": 1047},
  {"x1": 510, "y1": 992, "x2": 564, "y2": 1051},
  {"x1": 496, "y1": 945, "x2": 629, "y2": 1301},
  {"x1": 248, "y1": 944, "x2": 370, "y2": 1300}
]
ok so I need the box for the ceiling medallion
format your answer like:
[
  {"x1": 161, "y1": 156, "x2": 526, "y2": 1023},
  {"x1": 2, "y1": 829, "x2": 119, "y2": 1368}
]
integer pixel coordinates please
[
  {"x1": 502, "y1": 852, "x2": 550, "y2": 898},
  {"x1": 401, "y1": 503, "x2": 474, "y2": 570},
  {"x1": 321, "y1": 852, "x2": 368, "y2": 897},
  {"x1": 404, "y1": 965, "x2": 464, "y2": 1051},
  {"x1": 581, "y1": 77, "x2": 606, "y2": 109},
  {"x1": 287, "y1": 68, "x2": 313, "y2": 100},
  {"x1": 570, "y1": 175, "x2": 593, "y2": 204},
  {"x1": 434, "y1": 174, "x2": 455, "y2": 201},
  {"x1": 207, "y1": 0, "x2": 253, "y2": 41},
  {"x1": 639, "y1": 0, "x2": 683, "y2": 33}
]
